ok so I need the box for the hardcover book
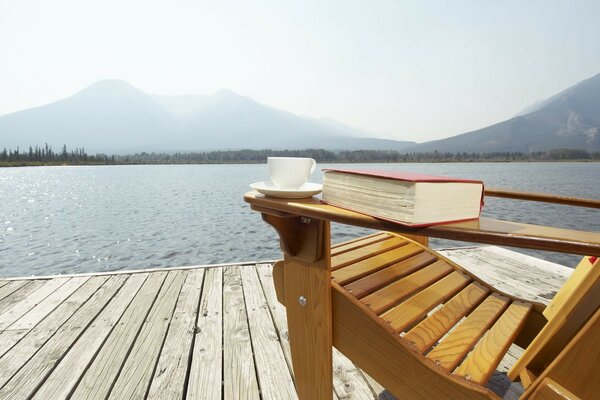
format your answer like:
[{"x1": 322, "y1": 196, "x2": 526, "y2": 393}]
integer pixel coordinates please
[{"x1": 321, "y1": 169, "x2": 484, "y2": 226}]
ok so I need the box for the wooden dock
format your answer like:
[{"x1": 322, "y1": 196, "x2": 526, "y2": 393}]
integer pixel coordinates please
[{"x1": 0, "y1": 246, "x2": 572, "y2": 399}]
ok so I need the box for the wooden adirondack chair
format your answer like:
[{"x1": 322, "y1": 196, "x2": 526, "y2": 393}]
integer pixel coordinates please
[
  {"x1": 272, "y1": 234, "x2": 600, "y2": 399},
  {"x1": 245, "y1": 187, "x2": 600, "y2": 400}
]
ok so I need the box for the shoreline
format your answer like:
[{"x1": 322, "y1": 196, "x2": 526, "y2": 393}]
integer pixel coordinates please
[{"x1": 2, "y1": 159, "x2": 600, "y2": 167}]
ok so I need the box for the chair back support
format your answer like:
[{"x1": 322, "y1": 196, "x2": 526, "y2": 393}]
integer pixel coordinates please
[{"x1": 509, "y1": 256, "x2": 600, "y2": 379}]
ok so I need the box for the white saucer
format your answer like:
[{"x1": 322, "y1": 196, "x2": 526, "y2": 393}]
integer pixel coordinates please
[{"x1": 250, "y1": 181, "x2": 322, "y2": 199}]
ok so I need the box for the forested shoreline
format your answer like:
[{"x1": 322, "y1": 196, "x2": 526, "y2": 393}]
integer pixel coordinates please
[{"x1": 1, "y1": 145, "x2": 599, "y2": 167}]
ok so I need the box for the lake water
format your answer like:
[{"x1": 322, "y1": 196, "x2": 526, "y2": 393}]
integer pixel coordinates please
[{"x1": 1, "y1": 163, "x2": 599, "y2": 278}]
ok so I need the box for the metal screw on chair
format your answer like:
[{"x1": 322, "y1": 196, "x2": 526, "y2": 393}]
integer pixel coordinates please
[
  {"x1": 300, "y1": 217, "x2": 311, "y2": 224},
  {"x1": 298, "y1": 296, "x2": 307, "y2": 306}
]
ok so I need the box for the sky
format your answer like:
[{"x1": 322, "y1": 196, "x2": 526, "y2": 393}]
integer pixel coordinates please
[{"x1": 1, "y1": 0, "x2": 599, "y2": 143}]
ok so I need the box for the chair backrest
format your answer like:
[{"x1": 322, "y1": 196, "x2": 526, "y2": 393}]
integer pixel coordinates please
[{"x1": 509, "y1": 256, "x2": 600, "y2": 380}]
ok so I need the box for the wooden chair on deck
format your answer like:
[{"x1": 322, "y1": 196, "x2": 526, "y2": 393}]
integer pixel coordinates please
[{"x1": 272, "y1": 230, "x2": 600, "y2": 399}]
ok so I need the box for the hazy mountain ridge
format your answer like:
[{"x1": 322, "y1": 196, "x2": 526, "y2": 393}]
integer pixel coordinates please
[
  {"x1": 405, "y1": 73, "x2": 600, "y2": 153},
  {"x1": 0, "y1": 81, "x2": 415, "y2": 153}
]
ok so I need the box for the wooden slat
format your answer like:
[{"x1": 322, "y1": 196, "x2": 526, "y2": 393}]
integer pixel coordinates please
[
  {"x1": 381, "y1": 271, "x2": 470, "y2": 333},
  {"x1": 187, "y1": 268, "x2": 223, "y2": 400},
  {"x1": 0, "y1": 275, "x2": 127, "y2": 399},
  {"x1": 0, "y1": 276, "x2": 109, "y2": 385},
  {"x1": 240, "y1": 266, "x2": 297, "y2": 399},
  {"x1": 0, "y1": 281, "x2": 41, "y2": 311},
  {"x1": 333, "y1": 243, "x2": 424, "y2": 286},
  {"x1": 259, "y1": 263, "x2": 372, "y2": 399},
  {"x1": 109, "y1": 270, "x2": 186, "y2": 400},
  {"x1": 147, "y1": 270, "x2": 204, "y2": 400},
  {"x1": 223, "y1": 266, "x2": 259, "y2": 400},
  {"x1": 31, "y1": 274, "x2": 149, "y2": 400},
  {"x1": 405, "y1": 282, "x2": 490, "y2": 353},
  {"x1": 528, "y1": 378, "x2": 581, "y2": 400},
  {"x1": 331, "y1": 232, "x2": 391, "y2": 256},
  {"x1": 362, "y1": 261, "x2": 454, "y2": 315},
  {"x1": 485, "y1": 187, "x2": 600, "y2": 209},
  {"x1": 330, "y1": 282, "x2": 494, "y2": 400},
  {"x1": 8, "y1": 276, "x2": 89, "y2": 331},
  {"x1": 331, "y1": 236, "x2": 407, "y2": 270},
  {"x1": 0, "y1": 277, "x2": 70, "y2": 330},
  {"x1": 245, "y1": 191, "x2": 600, "y2": 256},
  {"x1": 519, "y1": 368, "x2": 537, "y2": 389},
  {"x1": 544, "y1": 256, "x2": 596, "y2": 320},
  {"x1": 455, "y1": 301, "x2": 532, "y2": 384},
  {"x1": 426, "y1": 294, "x2": 510, "y2": 371},
  {"x1": 70, "y1": 272, "x2": 167, "y2": 400},
  {"x1": 344, "y1": 251, "x2": 436, "y2": 298}
]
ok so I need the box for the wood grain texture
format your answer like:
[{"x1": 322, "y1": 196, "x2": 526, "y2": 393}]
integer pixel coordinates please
[
  {"x1": 382, "y1": 271, "x2": 471, "y2": 332},
  {"x1": 362, "y1": 260, "x2": 454, "y2": 315},
  {"x1": 331, "y1": 232, "x2": 391, "y2": 256},
  {"x1": 344, "y1": 251, "x2": 435, "y2": 298},
  {"x1": 543, "y1": 256, "x2": 597, "y2": 321},
  {"x1": 147, "y1": 269, "x2": 204, "y2": 400},
  {"x1": 0, "y1": 276, "x2": 109, "y2": 388},
  {"x1": 283, "y1": 251, "x2": 334, "y2": 398},
  {"x1": 71, "y1": 272, "x2": 167, "y2": 400},
  {"x1": 426, "y1": 294, "x2": 509, "y2": 371},
  {"x1": 264, "y1": 263, "x2": 388, "y2": 399},
  {"x1": 485, "y1": 187, "x2": 600, "y2": 209},
  {"x1": 8, "y1": 276, "x2": 88, "y2": 331},
  {"x1": 0, "y1": 275, "x2": 127, "y2": 400},
  {"x1": 187, "y1": 267, "x2": 223, "y2": 400},
  {"x1": 32, "y1": 274, "x2": 149, "y2": 400},
  {"x1": 522, "y1": 306, "x2": 600, "y2": 400},
  {"x1": 241, "y1": 265, "x2": 297, "y2": 399},
  {"x1": 455, "y1": 301, "x2": 532, "y2": 385},
  {"x1": 528, "y1": 378, "x2": 581, "y2": 400},
  {"x1": 223, "y1": 266, "x2": 260, "y2": 400},
  {"x1": 508, "y1": 257, "x2": 600, "y2": 381},
  {"x1": 109, "y1": 271, "x2": 186, "y2": 400},
  {"x1": 330, "y1": 281, "x2": 496, "y2": 400},
  {"x1": 405, "y1": 282, "x2": 490, "y2": 353},
  {"x1": 0, "y1": 277, "x2": 70, "y2": 330},
  {"x1": 245, "y1": 191, "x2": 600, "y2": 256},
  {"x1": 333, "y1": 243, "x2": 424, "y2": 285},
  {"x1": 0, "y1": 280, "x2": 43, "y2": 313},
  {"x1": 332, "y1": 236, "x2": 407, "y2": 270}
]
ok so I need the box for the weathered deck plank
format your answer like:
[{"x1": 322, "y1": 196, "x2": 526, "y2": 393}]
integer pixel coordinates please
[
  {"x1": 223, "y1": 266, "x2": 260, "y2": 400},
  {"x1": 0, "y1": 280, "x2": 43, "y2": 312},
  {"x1": 109, "y1": 270, "x2": 186, "y2": 399},
  {"x1": 0, "y1": 277, "x2": 70, "y2": 330},
  {"x1": 71, "y1": 271, "x2": 167, "y2": 399},
  {"x1": 31, "y1": 273, "x2": 149, "y2": 399},
  {"x1": 241, "y1": 265, "x2": 297, "y2": 399},
  {"x1": 187, "y1": 267, "x2": 223, "y2": 400},
  {"x1": 0, "y1": 245, "x2": 572, "y2": 399},
  {"x1": 0, "y1": 276, "x2": 109, "y2": 382},
  {"x1": 0, "y1": 275, "x2": 127, "y2": 399},
  {"x1": 8, "y1": 276, "x2": 88, "y2": 331},
  {"x1": 147, "y1": 269, "x2": 204, "y2": 400}
]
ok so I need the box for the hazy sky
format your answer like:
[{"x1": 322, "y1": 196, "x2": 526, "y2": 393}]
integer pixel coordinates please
[{"x1": 1, "y1": 0, "x2": 599, "y2": 142}]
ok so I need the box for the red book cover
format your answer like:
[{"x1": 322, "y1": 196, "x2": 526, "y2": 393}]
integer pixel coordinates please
[{"x1": 322, "y1": 168, "x2": 484, "y2": 184}]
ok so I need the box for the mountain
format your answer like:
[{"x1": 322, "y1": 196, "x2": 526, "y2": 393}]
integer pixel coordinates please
[
  {"x1": 0, "y1": 81, "x2": 415, "y2": 153},
  {"x1": 405, "y1": 73, "x2": 600, "y2": 153}
]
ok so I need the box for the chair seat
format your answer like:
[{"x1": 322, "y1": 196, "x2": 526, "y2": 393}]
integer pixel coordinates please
[{"x1": 331, "y1": 232, "x2": 532, "y2": 386}]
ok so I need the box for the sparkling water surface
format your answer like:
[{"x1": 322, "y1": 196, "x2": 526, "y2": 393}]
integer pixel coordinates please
[{"x1": 1, "y1": 163, "x2": 599, "y2": 277}]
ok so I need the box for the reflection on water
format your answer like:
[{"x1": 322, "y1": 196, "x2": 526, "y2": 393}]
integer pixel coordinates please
[{"x1": 1, "y1": 162, "x2": 598, "y2": 277}]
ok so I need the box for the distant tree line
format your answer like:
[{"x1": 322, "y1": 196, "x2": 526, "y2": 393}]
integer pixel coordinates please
[
  {"x1": 0, "y1": 144, "x2": 114, "y2": 165},
  {"x1": 1, "y1": 145, "x2": 599, "y2": 167}
]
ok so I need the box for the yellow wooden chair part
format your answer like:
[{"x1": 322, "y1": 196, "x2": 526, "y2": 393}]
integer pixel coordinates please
[{"x1": 272, "y1": 233, "x2": 600, "y2": 399}]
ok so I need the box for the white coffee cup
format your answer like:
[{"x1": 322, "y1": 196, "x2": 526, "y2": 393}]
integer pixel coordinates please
[{"x1": 268, "y1": 157, "x2": 316, "y2": 189}]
